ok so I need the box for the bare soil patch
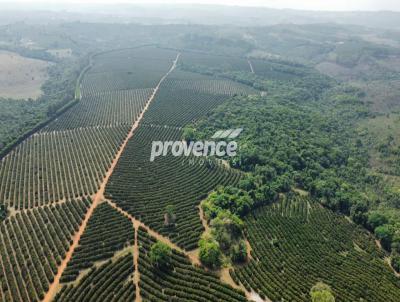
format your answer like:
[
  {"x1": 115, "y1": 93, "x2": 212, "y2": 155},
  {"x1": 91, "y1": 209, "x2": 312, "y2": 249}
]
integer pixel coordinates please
[{"x1": 0, "y1": 50, "x2": 50, "y2": 99}]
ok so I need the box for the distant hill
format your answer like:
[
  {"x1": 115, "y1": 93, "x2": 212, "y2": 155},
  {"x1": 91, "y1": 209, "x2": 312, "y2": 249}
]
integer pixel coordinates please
[{"x1": 1, "y1": 3, "x2": 400, "y2": 29}]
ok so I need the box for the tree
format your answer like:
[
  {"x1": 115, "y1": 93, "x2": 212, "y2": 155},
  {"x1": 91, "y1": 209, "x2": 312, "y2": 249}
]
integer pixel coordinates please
[
  {"x1": 238, "y1": 175, "x2": 258, "y2": 191},
  {"x1": 255, "y1": 165, "x2": 277, "y2": 183},
  {"x1": 310, "y1": 282, "x2": 335, "y2": 302},
  {"x1": 274, "y1": 174, "x2": 292, "y2": 192},
  {"x1": 198, "y1": 233, "x2": 221, "y2": 268},
  {"x1": 391, "y1": 254, "x2": 400, "y2": 273},
  {"x1": 164, "y1": 204, "x2": 176, "y2": 227},
  {"x1": 182, "y1": 126, "x2": 196, "y2": 142},
  {"x1": 367, "y1": 212, "x2": 388, "y2": 231},
  {"x1": 375, "y1": 225, "x2": 394, "y2": 251},
  {"x1": 211, "y1": 211, "x2": 244, "y2": 239},
  {"x1": 202, "y1": 186, "x2": 255, "y2": 219},
  {"x1": 231, "y1": 240, "x2": 248, "y2": 263},
  {"x1": 350, "y1": 202, "x2": 368, "y2": 226},
  {"x1": 391, "y1": 231, "x2": 400, "y2": 253},
  {"x1": 149, "y1": 241, "x2": 172, "y2": 268}
]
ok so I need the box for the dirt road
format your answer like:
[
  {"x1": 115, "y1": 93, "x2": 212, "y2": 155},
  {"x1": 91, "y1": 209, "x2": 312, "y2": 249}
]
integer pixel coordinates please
[{"x1": 42, "y1": 53, "x2": 180, "y2": 302}]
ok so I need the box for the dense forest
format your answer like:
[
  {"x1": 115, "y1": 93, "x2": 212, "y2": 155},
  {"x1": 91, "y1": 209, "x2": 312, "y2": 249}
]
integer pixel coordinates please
[{"x1": 183, "y1": 54, "x2": 400, "y2": 272}]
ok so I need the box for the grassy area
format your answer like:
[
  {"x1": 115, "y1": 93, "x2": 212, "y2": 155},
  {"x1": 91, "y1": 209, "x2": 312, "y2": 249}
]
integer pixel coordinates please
[
  {"x1": 0, "y1": 50, "x2": 50, "y2": 99},
  {"x1": 357, "y1": 113, "x2": 400, "y2": 180}
]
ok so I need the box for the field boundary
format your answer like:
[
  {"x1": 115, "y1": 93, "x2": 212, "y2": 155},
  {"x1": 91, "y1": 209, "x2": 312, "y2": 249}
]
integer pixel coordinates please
[{"x1": 0, "y1": 99, "x2": 79, "y2": 161}]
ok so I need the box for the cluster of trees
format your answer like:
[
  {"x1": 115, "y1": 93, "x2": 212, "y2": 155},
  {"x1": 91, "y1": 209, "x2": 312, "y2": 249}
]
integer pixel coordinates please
[
  {"x1": 184, "y1": 53, "x2": 400, "y2": 273},
  {"x1": 334, "y1": 39, "x2": 400, "y2": 69},
  {"x1": 0, "y1": 98, "x2": 48, "y2": 157},
  {"x1": 202, "y1": 186, "x2": 254, "y2": 219},
  {"x1": 181, "y1": 56, "x2": 334, "y2": 103},
  {"x1": 352, "y1": 207, "x2": 400, "y2": 272},
  {"x1": 138, "y1": 227, "x2": 248, "y2": 302},
  {"x1": 190, "y1": 84, "x2": 371, "y2": 266},
  {"x1": 42, "y1": 58, "x2": 84, "y2": 117},
  {"x1": 189, "y1": 86, "x2": 368, "y2": 216},
  {"x1": 198, "y1": 233, "x2": 222, "y2": 268},
  {"x1": 199, "y1": 182, "x2": 273, "y2": 268},
  {"x1": 1, "y1": 45, "x2": 58, "y2": 62}
]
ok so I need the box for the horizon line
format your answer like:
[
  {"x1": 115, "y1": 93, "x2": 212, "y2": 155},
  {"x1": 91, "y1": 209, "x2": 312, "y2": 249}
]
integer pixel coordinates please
[{"x1": 0, "y1": 1, "x2": 399, "y2": 13}]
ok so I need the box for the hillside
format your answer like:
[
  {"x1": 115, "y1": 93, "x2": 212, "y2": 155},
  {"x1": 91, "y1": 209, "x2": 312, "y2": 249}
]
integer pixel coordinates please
[{"x1": 1, "y1": 10, "x2": 400, "y2": 302}]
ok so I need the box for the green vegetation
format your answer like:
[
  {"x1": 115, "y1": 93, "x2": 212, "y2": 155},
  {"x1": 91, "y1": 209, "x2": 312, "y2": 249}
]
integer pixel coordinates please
[
  {"x1": 149, "y1": 241, "x2": 172, "y2": 268},
  {"x1": 82, "y1": 48, "x2": 177, "y2": 93},
  {"x1": 164, "y1": 205, "x2": 176, "y2": 227},
  {"x1": 44, "y1": 88, "x2": 151, "y2": 131},
  {"x1": 180, "y1": 51, "x2": 251, "y2": 73},
  {"x1": 102, "y1": 56, "x2": 251, "y2": 249},
  {"x1": 0, "y1": 57, "x2": 86, "y2": 157},
  {"x1": 0, "y1": 199, "x2": 91, "y2": 301},
  {"x1": 333, "y1": 39, "x2": 399, "y2": 69},
  {"x1": 0, "y1": 125, "x2": 128, "y2": 209},
  {"x1": 230, "y1": 196, "x2": 400, "y2": 302},
  {"x1": 55, "y1": 254, "x2": 136, "y2": 302},
  {"x1": 143, "y1": 69, "x2": 257, "y2": 127},
  {"x1": 187, "y1": 87, "x2": 368, "y2": 214},
  {"x1": 138, "y1": 227, "x2": 247, "y2": 302},
  {"x1": 2, "y1": 20, "x2": 400, "y2": 301},
  {"x1": 392, "y1": 255, "x2": 400, "y2": 273},
  {"x1": 310, "y1": 282, "x2": 335, "y2": 302},
  {"x1": 0, "y1": 46, "x2": 178, "y2": 211},
  {"x1": 105, "y1": 125, "x2": 241, "y2": 250},
  {"x1": 183, "y1": 52, "x2": 400, "y2": 264},
  {"x1": 0, "y1": 98, "x2": 48, "y2": 152},
  {"x1": 230, "y1": 240, "x2": 247, "y2": 263},
  {"x1": 182, "y1": 48, "x2": 400, "y2": 292},
  {"x1": 198, "y1": 233, "x2": 222, "y2": 268},
  {"x1": 61, "y1": 202, "x2": 134, "y2": 283},
  {"x1": 199, "y1": 186, "x2": 252, "y2": 266},
  {"x1": 357, "y1": 113, "x2": 400, "y2": 177},
  {"x1": 202, "y1": 186, "x2": 255, "y2": 219}
]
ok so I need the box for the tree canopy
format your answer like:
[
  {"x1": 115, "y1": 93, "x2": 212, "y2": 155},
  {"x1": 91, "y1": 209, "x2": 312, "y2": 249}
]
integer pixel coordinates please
[
  {"x1": 149, "y1": 241, "x2": 172, "y2": 268},
  {"x1": 198, "y1": 233, "x2": 222, "y2": 268},
  {"x1": 310, "y1": 282, "x2": 335, "y2": 302}
]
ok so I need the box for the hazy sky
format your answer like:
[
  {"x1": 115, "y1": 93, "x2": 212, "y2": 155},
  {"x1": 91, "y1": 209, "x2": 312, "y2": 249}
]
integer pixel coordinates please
[{"x1": 1, "y1": 0, "x2": 400, "y2": 12}]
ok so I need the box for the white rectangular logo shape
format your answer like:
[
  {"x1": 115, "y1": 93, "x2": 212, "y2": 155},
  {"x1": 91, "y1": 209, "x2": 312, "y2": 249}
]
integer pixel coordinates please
[
  {"x1": 211, "y1": 130, "x2": 224, "y2": 139},
  {"x1": 228, "y1": 128, "x2": 243, "y2": 139},
  {"x1": 218, "y1": 129, "x2": 234, "y2": 139},
  {"x1": 211, "y1": 128, "x2": 243, "y2": 139}
]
